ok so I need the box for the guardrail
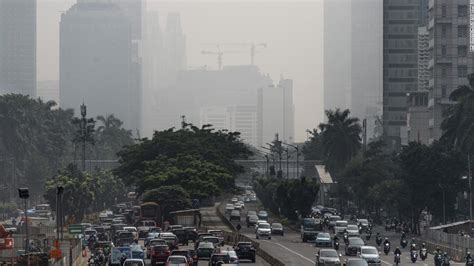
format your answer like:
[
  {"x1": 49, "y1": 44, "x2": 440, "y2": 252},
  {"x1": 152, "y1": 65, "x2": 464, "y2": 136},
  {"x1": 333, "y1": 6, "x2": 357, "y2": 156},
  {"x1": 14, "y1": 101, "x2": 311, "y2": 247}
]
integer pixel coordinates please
[
  {"x1": 216, "y1": 202, "x2": 285, "y2": 266},
  {"x1": 419, "y1": 229, "x2": 472, "y2": 261}
]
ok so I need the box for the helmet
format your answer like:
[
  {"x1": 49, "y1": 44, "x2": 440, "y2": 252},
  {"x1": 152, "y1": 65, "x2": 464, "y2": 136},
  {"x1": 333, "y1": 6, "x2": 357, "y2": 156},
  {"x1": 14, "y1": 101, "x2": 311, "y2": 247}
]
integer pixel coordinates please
[
  {"x1": 468, "y1": 251, "x2": 471, "y2": 255},
  {"x1": 385, "y1": 237, "x2": 388, "y2": 240}
]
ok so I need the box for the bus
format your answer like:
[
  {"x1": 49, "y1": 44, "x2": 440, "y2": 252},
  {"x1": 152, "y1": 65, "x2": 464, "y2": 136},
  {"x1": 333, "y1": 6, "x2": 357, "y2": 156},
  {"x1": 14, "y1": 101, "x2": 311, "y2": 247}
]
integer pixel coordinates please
[{"x1": 139, "y1": 202, "x2": 161, "y2": 226}]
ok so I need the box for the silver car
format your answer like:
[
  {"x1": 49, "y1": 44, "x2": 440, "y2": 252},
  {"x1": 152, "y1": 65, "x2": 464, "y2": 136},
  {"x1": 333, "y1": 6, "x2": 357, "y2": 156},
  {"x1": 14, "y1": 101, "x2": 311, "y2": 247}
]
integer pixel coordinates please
[{"x1": 316, "y1": 249, "x2": 341, "y2": 266}]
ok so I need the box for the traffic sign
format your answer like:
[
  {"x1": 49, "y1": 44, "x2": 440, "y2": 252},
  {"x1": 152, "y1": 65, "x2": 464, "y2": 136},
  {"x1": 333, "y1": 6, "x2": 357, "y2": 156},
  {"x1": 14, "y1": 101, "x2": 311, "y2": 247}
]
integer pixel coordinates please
[{"x1": 68, "y1": 224, "x2": 83, "y2": 234}]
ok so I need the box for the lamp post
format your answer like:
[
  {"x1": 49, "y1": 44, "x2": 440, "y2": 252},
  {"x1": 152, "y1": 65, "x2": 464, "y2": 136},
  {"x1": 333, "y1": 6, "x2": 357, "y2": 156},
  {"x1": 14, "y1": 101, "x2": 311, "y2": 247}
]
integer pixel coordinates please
[
  {"x1": 462, "y1": 153, "x2": 472, "y2": 234},
  {"x1": 282, "y1": 142, "x2": 299, "y2": 178},
  {"x1": 438, "y1": 184, "x2": 446, "y2": 224},
  {"x1": 257, "y1": 149, "x2": 271, "y2": 177},
  {"x1": 283, "y1": 148, "x2": 290, "y2": 179},
  {"x1": 18, "y1": 188, "x2": 29, "y2": 258}
]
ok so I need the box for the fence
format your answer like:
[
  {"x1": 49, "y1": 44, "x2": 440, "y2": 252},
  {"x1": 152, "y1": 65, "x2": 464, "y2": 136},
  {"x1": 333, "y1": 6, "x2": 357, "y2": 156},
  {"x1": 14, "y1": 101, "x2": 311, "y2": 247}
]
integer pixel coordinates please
[{"x1": 421, "y1": 228, "x2": 474, "y2": 261}]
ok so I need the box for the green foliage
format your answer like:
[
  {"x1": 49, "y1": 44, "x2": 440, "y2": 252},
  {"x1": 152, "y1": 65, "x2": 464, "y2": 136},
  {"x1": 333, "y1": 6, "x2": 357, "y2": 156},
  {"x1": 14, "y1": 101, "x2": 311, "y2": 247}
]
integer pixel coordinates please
[
  {"x1": 319, "y1": 109, "x2": 362, "y2": 176},
  {"x1": 142, "y1": 186, "x2": 192, "y2": 221},
  {"x1": 115, "y1": 124, "x2": 252, "y2": 202},
  {"x1": 254, "y1": 177, "x2": 319, "y2": 221},
  {"x1": 302, "y1": 129, "x2": 324, "y2": 161},
  {"x1": 44, "y1": 164, "x2": 126, "y2": 221},
  {"x1": 95, "y1": 114, "x2": 134, "y2": 159}
]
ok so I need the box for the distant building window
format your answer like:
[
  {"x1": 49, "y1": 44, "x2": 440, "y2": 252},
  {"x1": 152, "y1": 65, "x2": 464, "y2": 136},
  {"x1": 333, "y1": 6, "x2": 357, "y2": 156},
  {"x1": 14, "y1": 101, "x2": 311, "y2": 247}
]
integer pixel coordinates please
[
  {"x1": 441, "y1": 26, "x2": 447, "y2": 37},
  {"x1": 458, "y1": 65, "x2": 468, "y2": 77},
  {"x1": 442, "y1": 4, "x2": 447, "y2": 17},
  {"x1": 442, "y1": 67, "x2": 447, "y2": 77},
  {"x1": 458, "y1": 25, "x2": 469, "y2": 37},
  {"x1": 442, "y1": 46, "x2": 447, "y2": 56},
  {"x1": 441, "y1": 86, "x2": 447, "y2": 97},
  {"x1": 458, "y1": 5, "x2": 468, "y2": 17},
  {"x1": 458, "y1": 45, "x2": 468, "y2": 57}
]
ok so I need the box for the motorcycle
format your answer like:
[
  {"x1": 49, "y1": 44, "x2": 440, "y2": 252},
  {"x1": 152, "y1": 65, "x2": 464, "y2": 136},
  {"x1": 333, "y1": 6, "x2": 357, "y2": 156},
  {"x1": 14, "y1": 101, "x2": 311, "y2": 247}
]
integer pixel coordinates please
[
  {"x1": 435, "y1": 253, "x2": 443, "y2": 266},
  {"x1": 384, "y1": 242, "x2": 390, "y2": 255},
  {"x1": 443, "y1": 254, "x2": 451, "y2": 266},
  {"x1": 467, "y1": 257, "x2": 473, "y2": 266},
  {"x1": 394, "y1": 253, "x2": 401, "y2": 266},
  {"x1": 334, "y1": 241, "x2": 339, "y2": 251},
  {"x1": 376, "y1": 236, "x2": 382, "y2": 246},
  {"x1": 420, "y1": 248, "x2": 428, "y2": 261},
  {"x1": 343, "y1": 233, "x2": 349, "y2": 245},
  {"x1": 411, "y1": 250, "x2": 418, "y2": 263},
  {"x1": 400, "y1": 238, "x2": 408, "y2": 248}
]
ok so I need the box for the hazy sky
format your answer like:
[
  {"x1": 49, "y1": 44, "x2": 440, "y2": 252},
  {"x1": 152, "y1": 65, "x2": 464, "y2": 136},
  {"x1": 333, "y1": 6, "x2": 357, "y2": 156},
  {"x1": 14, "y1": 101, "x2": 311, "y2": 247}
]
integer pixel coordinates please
[{"x1": 37, "y1": 0, "x2": 323, "y2": 142}]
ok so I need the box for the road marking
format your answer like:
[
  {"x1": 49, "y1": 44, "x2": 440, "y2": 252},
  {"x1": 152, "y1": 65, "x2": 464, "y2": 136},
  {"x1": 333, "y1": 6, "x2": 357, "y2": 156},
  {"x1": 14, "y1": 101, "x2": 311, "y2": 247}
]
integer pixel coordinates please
[{"x1": 262, "y1": 240, "x2": 315, "y2": 264}]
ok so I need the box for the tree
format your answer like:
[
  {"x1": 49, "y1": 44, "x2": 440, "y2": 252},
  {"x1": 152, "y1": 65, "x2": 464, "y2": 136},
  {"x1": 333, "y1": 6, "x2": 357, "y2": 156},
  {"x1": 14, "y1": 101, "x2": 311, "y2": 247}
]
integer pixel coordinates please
[
  {"x1": 441, "y1": 74, "x2": 474, "y2": 154},
  {"x1": 142, "y1": 186, "x2": 192, "y2": 221},
  {"x1": 95, "y1": 114, "x2": 134, "y2": 159},
  {"x1": 318, "y1": 109, "x2": 362, "y2": 176},
  {"x1": 302, "y1": 129, "x2": 324, "y2": 161}
]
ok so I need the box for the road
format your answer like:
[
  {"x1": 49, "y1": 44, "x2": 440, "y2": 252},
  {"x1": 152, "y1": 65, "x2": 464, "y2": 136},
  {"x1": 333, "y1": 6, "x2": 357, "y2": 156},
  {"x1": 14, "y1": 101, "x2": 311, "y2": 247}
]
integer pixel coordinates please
[{"x1": 224, "y1": 202, "x2": 465, "y2": 266}]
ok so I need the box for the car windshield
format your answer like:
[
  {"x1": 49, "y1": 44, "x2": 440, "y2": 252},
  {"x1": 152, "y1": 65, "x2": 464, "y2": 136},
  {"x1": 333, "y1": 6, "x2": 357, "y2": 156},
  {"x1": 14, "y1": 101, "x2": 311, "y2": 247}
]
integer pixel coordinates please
[
  {"x1": 359, "y1": 219, "x2": 368, "y2": 224},
  {"x1": 318, "y1": 233, "x2": 330, "y2": 239},
  {"x1": 168, "y1": 257, "x2": 186, "y2": 263},
  {"x1": 320, "y1": 250, "x2": 338, "y2": 258},
  {"x1": 248, "y1": 211, "x2": 256, "y2": 215},
  {"x1": 124, "y1": 261, "x2": 143, "y2": 266},
  {"x1": 349, "y1": 238, "x2": 364, "y2": 245},
  {"x1": 336, "y1": 221, "x2": 347, "y2": 227},
  {"x1": 203, "y1": 237, "x2": 219, "y2": 243},
  {"x1": 272, "y1": 223, "x2": 282, "y2": 228},
  {"x1": 362, "y1": 248, "x2": 378, "y2": 255},
  {"x1": 249, "y1": 215, "x2": 259, "y2": 220},
  {"x1": 347, "y1": 259, "x2": 369, "y2": 266},
  {"x1": 347, "y1": 225, "x2": 358, "y2": 230},
  {"x1": 199, "y1": 242, "x2": 214, "y2": 249},
  {"x1": 153, "y1": 245, "x2": 169, "y2": 252},
  {"x1": 259, "y1": 211, "x2": 267, "y2": 215},
  {"x1": 259, "y1": 224, "x2": 270, "y2": 229}
]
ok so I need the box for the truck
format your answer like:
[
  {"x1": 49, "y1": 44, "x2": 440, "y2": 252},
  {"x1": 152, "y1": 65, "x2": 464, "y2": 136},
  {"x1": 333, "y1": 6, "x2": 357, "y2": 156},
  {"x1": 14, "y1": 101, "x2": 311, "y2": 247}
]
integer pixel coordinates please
[{"x1": 301, "y1": 217, "x2": 323, "y2": 242}]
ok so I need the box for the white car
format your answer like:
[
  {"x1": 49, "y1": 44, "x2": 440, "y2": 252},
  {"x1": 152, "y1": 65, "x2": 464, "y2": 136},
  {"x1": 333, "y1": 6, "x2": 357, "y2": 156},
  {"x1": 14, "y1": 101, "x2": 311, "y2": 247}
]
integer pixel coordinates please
[
  {"x1": 123, "y1": 259, "x2": 145, "y2": 266},
  {"x1": 359, "y1": 246, "x2": 381, "y2": 265},
  {"x1": 124, "y1": 226, "x2": 138, "y2": 239},
  {"x1": 334, "y1": 220, "x2": 348, "y2": 235},
  {"x1": 328, "y1": 215, "x2": 342, "y2": 228},
  {"x1": 166, "y1": 255, "x2": 189, "y2": 266},
  {"x1": 225, "y1": 204, "x2": 235, "y2": 214},
  {"x1": 237, "y1": 201, "x2": 245, "y2": 209},
  {"x1": 221, "y1": 249, "x2": 239, "y2": 264},
  {"x1": 256, "y1": 222, "x2": 271, "y2": 239},
  {"x1": 231, "y1": 198, "x2": 238, "y2": 203},
  {"x1": 346, "y1": 224, "x2": 360, "y2": 237}
]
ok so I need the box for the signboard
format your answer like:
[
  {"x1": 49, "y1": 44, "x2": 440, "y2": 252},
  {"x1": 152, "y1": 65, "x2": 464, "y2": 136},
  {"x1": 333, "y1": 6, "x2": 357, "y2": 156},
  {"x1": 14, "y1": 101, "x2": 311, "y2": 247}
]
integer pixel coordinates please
[{"x1": 68, "y1": 224, "x2": 83, "y2": 234}]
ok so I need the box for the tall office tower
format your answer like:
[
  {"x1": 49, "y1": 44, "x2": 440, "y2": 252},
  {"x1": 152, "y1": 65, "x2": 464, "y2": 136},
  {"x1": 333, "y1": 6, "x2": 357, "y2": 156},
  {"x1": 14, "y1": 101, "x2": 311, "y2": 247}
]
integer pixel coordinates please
[
  {"x1": 383, "y1": 0, "x2": 427, "y2": 149},
  {"x1": 427, "y1": 0, "x2": 474, "y2": 142},
  {"x1": 60, "y1": 0, "x2": 139, "y2": 131},
  {"x1": 418, "y1": 27, "x2": 431, "y2": 92},
  {"x1": 162, "y1": 13, "x2": 187, "y2": 88},
  {"x1": 323, "y1": 0, "x2": 352, "y2": 114},
  {"x1": 142, "y1": 12, "x2": 163, "y2": 136},
  {"x1": 259, "y1": 79, "x2": 295, "y2": 146},
  {"x1": 0, "y1": 0, "x2": 36, "y2": 97},
  {"x1": 111, "y1": 0, "x2": 142, "y2": 40},
  {"x1": 351, "y1": 0, "x2": 383, "y2": 142}
]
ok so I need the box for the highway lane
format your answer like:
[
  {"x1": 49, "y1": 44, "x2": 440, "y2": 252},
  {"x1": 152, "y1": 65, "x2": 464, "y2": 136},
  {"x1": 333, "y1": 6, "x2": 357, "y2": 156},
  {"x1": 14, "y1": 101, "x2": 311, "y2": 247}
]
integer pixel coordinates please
[{"x1": 225, "y1": 201, "x2": 465, "y2": 266}]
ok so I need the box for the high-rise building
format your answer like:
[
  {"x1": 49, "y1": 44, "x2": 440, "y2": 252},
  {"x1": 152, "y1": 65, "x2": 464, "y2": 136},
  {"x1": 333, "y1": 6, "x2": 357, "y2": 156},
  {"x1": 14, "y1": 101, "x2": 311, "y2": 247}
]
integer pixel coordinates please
[
  {"x1": 407, "y1": 91, "x2": 429, "y2": 144},
  {"x1": 323, "y1": 0, "x2": 351, "y2": 114},
  {"x1": 37, "y1": 80, "x2": 59, "y2": 105},
  {"x1": 418, "y1": 27, "x2": 430, "y2": 92},
  {"x1": 162, "y1": 13, "x2": 187, "y2": 88},
  {"x1": 383, "y1": 0, "x2": 427, "y2": 149},
  {"x1": 427, "y1": 0, "x2": 474, "y2": 142},
  {"x1": 0, "y1": 0, "x2": 36, "y2": 97},
  {"x1": 111, "y1": 0, "x2": 142, "y2": 40},
  {"x1": 60, "y1": 0, "x2": 139, "y2": 130},
  {"x1": 351, "y1": 0, "x2": 383, "y2": 141},
  {"x1": 259, "y1": 79, "x2": 295, "y2": 145}
]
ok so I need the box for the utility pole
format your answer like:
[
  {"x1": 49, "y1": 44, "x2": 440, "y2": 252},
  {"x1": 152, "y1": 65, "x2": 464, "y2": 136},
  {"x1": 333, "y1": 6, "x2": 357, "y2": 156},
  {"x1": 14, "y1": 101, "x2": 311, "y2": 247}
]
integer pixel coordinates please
[
  {"x1": 72, "y1": 103, "x2": 95, "y2": 171},
  {"x1": 469, "y1": 153, "x2": 472, "y2": 233},
  {"x1": 282, "y1": 142, "x2": 299, "y2": 178},
  {"x1": 362, "y1": 118, "x2": 367, "y2": 152}
]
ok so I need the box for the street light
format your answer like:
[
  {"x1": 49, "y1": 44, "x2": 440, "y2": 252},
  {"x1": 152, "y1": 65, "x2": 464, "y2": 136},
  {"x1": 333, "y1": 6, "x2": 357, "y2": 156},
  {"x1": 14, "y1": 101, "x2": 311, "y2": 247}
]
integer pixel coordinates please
[
  {"x1": 282, "y1": 142, "x2": 299, "y2": 179},
  {"x1": 462, "y1": 153, "x2": 472, "y2": 235},
  {"x1": 18, "y1": 188, "x2": 29, "y2": 255}
]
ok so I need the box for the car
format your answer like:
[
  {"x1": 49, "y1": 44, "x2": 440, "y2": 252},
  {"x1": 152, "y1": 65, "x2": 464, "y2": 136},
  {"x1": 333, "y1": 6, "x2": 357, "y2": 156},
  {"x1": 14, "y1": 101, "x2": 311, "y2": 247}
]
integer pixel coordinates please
[
  {"x1": 346, "y1": 224, "x2": 360, "y2": 237},
  {"x1": 237, "y1": 201, "x2": 245, "y2": 209},
  {"x1": 271, "y1": 223, "x2": 284, "y2": 236},
  {"x1": 257, "y1": 211, "x2": 268, "y2": 220},
  {"x1": 109, "y1": 247, "x2": 131, "y2": 266},
  {"x1": 171, "y1": 228, "x2": 188, "y2": 245},
  {"x1": 315, "y1": 248, "x2": 341, "y2": 266},
  {"x1": 202, "y1": 236, "x2": 221, "y2": 247},
  {"x1": 123, "y1": 259, "x2": 145, "y2": 266},
  {"x1": 357, "y1": 219, "x2": 370, "y2": 232},
  {"x1": 117, "y1": 231, "x2": 135, "y2": 246},
  {"x1": 231, "y1": 198, "x2": 238, "y2": 203},
  {"x1": 166, "y1": 255, "x2": 189, "y2": 266},
  {"x1": 233, "y1": 203, "x2": 242, "y2": 210},
  {"x1": 256, "y1": 222, "x2": 271, "y2": 240},
  {"x1": 244, "y1": 197, "x2": 251, "y2": 202},
  {"x1": 334, "y1": 220, "x2": 348, "y2": 235},
  {"x1": 183, "y1": 227, "x2": 198, "y2": 243},
  {"x1": 171, "y1": 250, "x2": 195, "y2": 266},
  {"x1": 161, "y1": 233, "x2": 179, "y2": 250},
  {"x1": 196, "y1": 242, "x2": 215, "y2": 259},
  {"x1": 359, "y1": 246, "x2": 381, "y2": 265},
  {"x1": 124, "y1": 226, "x2": 138, "y2": 239},
  {"x1": 221, "y1": 249, "x2": 239, "y2": 265},
  {"x1": 169, "y1": 225, "x2": 183, "y2": 231},
  {"x1": 208, "y1": 230, "x2": 224, "y2": 244},
  {"x1": 345, "y1": 258, "x2": 369, "y2": 266},
  {"x1": 314, "y1": 232, "x2": 332, "y2": 247},
  {"x1": 150, "y1": 245, "x2": 171, "y2": 265},
  {"x1": 225, "y1": 204, "x2": 235, "y2": 214},
  {"x1": 328, "y1": 215, "x2": 342, "y2": 228},
  {"x1": 146, "y1": 239, "x2": 167, "y2": 258},
  {"x1": 130, "y1": 244, "x2": 144, "y2": 259},
  {"x1": 209, "y1": 253, "x2": 231, "y2": 265},
  {"x1": 247, "y1": 215, "x2": 259, "y2": 227},
  {"x1": 230, "y1": 210, "x2": 241, "y2": 221},
  {"x1": 345, "y1": 237, "x2": 365, "y2": 256},
  {"x1": 144, "y1": 232, "x2": 161, "y2": 246},
  {"x1": 247, "y1": 210, "x2": 257, "y2": 216},
  {"x1": 234, "y1": 242, "x2": 256, "y2": 263},
  {"x1": 195, "y1": 233, "x2": 214, "y2": 249}
]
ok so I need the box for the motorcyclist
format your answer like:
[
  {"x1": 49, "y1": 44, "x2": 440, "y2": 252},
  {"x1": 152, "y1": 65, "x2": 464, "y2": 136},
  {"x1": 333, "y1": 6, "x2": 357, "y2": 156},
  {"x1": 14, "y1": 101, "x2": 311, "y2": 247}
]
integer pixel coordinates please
[
  {"x1": 383, "y1": 237, "x2": 390, "y2": 246},
  {"x1": 120, "y1": 253, "x2": 127, "y2": 266},
  {"x1": 394, "y1": 247, "x2": 402, "y2": 256},
  {"x1": 434, "y1": 248, "x2": 443, "y2": 266},
  {"x1": 466, "y1": 251, "x2": 472, "y2": 263},
  {"x1": 410, "y1": 243, "x2": 417, "y2": 251}
]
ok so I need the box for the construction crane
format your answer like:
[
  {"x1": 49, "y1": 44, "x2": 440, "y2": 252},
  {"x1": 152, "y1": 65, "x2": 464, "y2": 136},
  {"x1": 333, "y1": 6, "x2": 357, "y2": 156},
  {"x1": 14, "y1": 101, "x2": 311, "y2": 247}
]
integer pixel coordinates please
[
  {"x1": 201, "y1": 42, "x2": 267, "y2": 66},
  {"x1": 201, "y1": 50, "x2": 224, "y2": 70}
]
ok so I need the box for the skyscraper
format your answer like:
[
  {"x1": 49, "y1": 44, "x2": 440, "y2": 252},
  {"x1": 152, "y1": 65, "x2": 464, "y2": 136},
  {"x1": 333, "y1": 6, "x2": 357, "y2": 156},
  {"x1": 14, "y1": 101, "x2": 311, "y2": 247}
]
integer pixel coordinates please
[
  {"x1": 351, "y1": 0, "x2": 383, "y2": 141},
  {"x1": 323, "y1": 0, "x2": 351, "y2": 114},
  {"x1": 0, "y1": 0, "x2": 36, "y2": 97},
  {"x1": 383, "y1": 0, "x2": 427, "y2": 149},
  {"x1": 427, "y1": 0, "x2": 474, "y2": 142},
  {"x1": 60, "y1": 0, "x2": 139, "y2": 130}
]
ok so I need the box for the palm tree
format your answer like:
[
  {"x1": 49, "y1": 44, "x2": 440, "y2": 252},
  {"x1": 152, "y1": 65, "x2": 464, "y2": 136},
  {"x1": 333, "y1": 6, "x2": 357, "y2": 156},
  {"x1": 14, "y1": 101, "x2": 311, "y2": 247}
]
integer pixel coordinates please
[
  {"x1": 441, "y1": 74, "x2": 474, "y2": 154},
  {"x1": 95, "y1": 114, "x2": 133, "y2": 159},
  {"x1": 318, "y1": 109, "x2": 362, "y2": 176}
]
